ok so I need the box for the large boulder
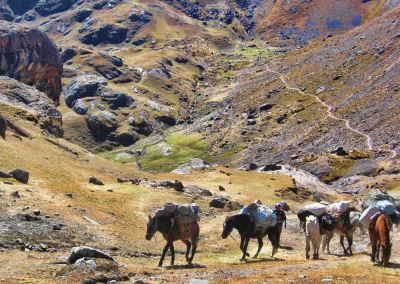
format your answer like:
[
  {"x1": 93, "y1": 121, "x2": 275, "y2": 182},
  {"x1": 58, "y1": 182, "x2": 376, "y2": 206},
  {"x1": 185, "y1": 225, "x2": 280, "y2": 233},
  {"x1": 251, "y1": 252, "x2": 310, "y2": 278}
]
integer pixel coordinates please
[
  {"x1": 0, "y1": 4, "x2": 14, "y2": 21},
  {"x1": 0, "y1": 21, "x2": 63, "y2": 105},
  {"x1": 87, "y1": 111, "x2": 118, "y2": 141},
  {"x1": 35, "y1": 0, "x2": 78, "y2": 17},
  {"x1": 67, "y1": 246, "x2": 114, "y2": 264},
  {"x1": 79, "y1": 24, "x2": 128, "y2": 46},
  {"x1": 0, "y1": 76, "x2": 63, "y2": 136},
  {"x1": 64, "y1": 75, "x2": 108, "y2": 107},
  {"x1": 7, "y1": 0, "x2": 38, "y2": 15},
  {"x1": 0, "y1": 114, "x2": 6, "y2": 139}
]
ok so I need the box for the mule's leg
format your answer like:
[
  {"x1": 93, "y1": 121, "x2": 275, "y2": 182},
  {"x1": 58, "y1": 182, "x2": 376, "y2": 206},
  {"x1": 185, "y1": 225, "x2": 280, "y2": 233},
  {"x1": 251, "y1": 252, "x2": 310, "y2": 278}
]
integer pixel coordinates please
[
  {"x1": 340, "y1": 235, "x2": 348, "y2": 255},
  {"x1": 182, "y1": 240, "x2": 191, "y2": 262},
  {"x1": 253, "y1": 236, "x2": 263, "y2": 258},
  {"x1": 327, "y1": 232, "x2": 333, "y2": 253},
  {"x1": 369, "y1": 229, "x2": 377, "y2": 263},
  {"x1": 159, "y1": 242, "x2": 171, "y2": 267},
  {"x1": 315, "y1": 236, "x2": 322, "y2": 259},
  {"x1": 306, "y1": 235, "x2": 311, "y2": 259},
  {"x1": 312, "y1": 238, "x2": 318, "y2": 259},
  {"x1": 169, "y1": 242, "x2": 175, "y2": 266},
  {"x1": 241, "y1": 237, "x2": 250, "y2": 261},
  {"x1": 189, "y1": 238, "x2": 197, "y2": 265},
  {"x1": 347, "y1": 235, "x2": 353, "y2": 255}
]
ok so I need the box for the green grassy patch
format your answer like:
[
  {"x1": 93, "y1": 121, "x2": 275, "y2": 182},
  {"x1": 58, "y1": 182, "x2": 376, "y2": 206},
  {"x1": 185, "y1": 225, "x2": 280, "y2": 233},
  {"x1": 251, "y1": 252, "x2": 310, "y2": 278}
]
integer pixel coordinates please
[{"x1": 138, "y1": 133, "x2": 207, "y2": 172}]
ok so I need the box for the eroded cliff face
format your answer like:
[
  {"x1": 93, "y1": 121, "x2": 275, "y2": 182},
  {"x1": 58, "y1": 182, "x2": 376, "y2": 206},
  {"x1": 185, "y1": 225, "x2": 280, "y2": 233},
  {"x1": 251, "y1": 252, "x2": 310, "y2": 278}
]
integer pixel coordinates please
[
  {"x1": 0, "y1": 76, "x2": 63, "y2": 137},
  {"x1": 0, "y1": 20, "x2": 62, "y2": 105}
]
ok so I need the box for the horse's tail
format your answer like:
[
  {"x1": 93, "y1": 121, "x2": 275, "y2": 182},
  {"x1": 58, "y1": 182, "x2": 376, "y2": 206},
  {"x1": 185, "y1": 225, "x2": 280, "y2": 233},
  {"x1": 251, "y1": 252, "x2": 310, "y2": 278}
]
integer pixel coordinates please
[{"x1": 382, "y1": 215, "x2": 391, "y2": 248}]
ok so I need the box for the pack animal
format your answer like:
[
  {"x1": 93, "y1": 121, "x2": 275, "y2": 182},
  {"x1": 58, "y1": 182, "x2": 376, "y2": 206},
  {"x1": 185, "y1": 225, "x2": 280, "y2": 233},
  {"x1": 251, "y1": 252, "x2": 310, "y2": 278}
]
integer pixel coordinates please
[
  {"x1": 323, "y1": 212, "x2": 366, "y2": 255},
  {"x1": 221, "y1": 214, "x2": 280, "y2": 261},
  {"x1": 369, "y1": 213, "x2": 392, "y2": 267},
  {"x1": 305, "y1": 215, "x2": 322, "y2": 259},
  {"x1": 145, "y1": 215, "x2": 199, "y2": 267}
]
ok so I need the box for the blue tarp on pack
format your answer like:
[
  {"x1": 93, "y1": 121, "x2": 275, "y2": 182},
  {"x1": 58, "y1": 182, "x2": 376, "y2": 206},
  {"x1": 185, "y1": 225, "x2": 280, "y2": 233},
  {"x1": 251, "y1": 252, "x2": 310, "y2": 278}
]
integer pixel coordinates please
[
  {"x1": 376, "y1": 200, "x2": 396, "y2": 215},
  {"x1": 240, "y1": 206, "x2": 277, "y2": 227}
]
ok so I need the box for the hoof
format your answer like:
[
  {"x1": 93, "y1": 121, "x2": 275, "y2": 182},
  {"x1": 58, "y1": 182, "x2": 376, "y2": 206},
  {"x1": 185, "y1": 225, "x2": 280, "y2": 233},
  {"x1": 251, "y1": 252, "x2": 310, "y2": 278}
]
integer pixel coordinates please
[
  {"x1": 306, "y1": 255, "x2": 310, "y2": 260},
  {"x1": 245, "y1": 252, "x2": 250, "y2": 257}
]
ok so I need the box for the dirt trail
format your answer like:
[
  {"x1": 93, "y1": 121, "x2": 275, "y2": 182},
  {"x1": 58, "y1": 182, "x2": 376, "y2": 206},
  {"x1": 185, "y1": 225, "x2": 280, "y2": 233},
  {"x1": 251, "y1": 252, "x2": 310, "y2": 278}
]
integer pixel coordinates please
[{"x1": 265, "y1": 65, "x2": 374, "y2": 151}]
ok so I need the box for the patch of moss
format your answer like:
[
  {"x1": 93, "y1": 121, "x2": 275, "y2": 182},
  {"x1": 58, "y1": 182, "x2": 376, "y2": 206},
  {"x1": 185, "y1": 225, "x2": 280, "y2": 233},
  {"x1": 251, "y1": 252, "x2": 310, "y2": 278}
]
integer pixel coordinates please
[
  {"x1": 138, "y1": 133, "x2": 207, "y2": 172},
  {"x1": 322, "y1": 156, "x2": 356, "y2": 183}
]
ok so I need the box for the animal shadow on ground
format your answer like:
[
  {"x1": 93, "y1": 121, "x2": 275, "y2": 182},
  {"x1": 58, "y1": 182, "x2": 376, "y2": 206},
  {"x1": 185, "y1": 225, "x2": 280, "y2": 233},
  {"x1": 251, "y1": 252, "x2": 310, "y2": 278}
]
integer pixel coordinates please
[
  {"x1": 164, "y1": 264, "x2": 206, "y2": 270},
  {"x1": 373, "y1": 262, "x2": 400, "y2": 269},
  {"x1": 279, "y1": 245, "x2": 294, "y2": 250},
  {"x1": 244, "y1": 257, "x2": 284, "y2": 264}
]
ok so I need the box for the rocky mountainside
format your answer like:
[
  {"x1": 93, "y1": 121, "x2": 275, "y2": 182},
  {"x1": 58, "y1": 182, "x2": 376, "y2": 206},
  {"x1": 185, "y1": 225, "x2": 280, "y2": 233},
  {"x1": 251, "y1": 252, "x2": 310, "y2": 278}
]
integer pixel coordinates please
[
  {"x1": 0, "y1": 1, "x2": 400, "y2": 283},
  {"x1": 0, "y1": 0, "x2": 398, "y2": 170}
]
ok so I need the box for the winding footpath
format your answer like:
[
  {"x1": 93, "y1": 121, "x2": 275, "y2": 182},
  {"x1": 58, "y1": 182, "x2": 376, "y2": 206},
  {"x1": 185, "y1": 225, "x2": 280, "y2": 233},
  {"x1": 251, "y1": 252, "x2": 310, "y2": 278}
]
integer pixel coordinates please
[{"x1": 265, "y1": 65, "x2": 374, "y2": 150}]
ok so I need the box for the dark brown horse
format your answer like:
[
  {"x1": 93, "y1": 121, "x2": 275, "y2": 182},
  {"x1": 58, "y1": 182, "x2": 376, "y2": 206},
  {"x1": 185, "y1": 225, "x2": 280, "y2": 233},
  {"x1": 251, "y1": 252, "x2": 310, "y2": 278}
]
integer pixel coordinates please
[
  {"x1": 145, "y1": 215, "x2": 199, "y2": 267},
  {"x1": 369, "y1": 213, "x2": 392, "y2": 267},
  {"x1": 221, "y1": 214, "x2": 280, "y2": 261}
]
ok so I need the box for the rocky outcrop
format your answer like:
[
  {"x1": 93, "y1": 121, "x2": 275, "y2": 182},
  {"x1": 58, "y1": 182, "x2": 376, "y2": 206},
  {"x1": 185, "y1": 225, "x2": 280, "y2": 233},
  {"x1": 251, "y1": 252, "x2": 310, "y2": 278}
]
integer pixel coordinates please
[
  {"x1": 0, "y1": 21, "x2": 63, "y2": 105},
  {"x1": 35, "y1": 0, "x2": 77, "y2": 17},
  {"x1": 0, "y1": 113, "x2": 6, "y2": 139},
  {"x1": 7, "y1": 0, "x2": 39, "y2": 15},
  {"x1": 0, "y1": 76, "x2": 63, "y2": 136}
]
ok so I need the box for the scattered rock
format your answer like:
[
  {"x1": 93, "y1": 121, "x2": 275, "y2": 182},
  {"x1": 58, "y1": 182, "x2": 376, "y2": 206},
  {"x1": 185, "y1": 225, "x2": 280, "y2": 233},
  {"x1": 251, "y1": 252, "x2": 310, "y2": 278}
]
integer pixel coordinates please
[
  {"x1": 261, "y1": 164, "x2": 282, "y2": 171},
  {"x1": 67, "y1": 246, "x2": 114, "y2": 264},
  {"x1": 79, "y1": 24, "x2": 128, "y2": 46},
  {"x1": 316, "y1": 86, "x2": 326, "y2": 95},
  {"x1": 65, "y1": 193, "x2": 73, "y2": 198},
  {"x1": 331, "y1": 146, "x2": 347, "y2": 156},
  {"x1": 344, "y1": 159, "x2": 382, "y2": 178},
  {"x1": 218, "y1": 185, "x2": 226, "y2": 191},
  {"x1": 159, "y1": 180, "x2": 184, "y2": 192},
  {"x1": 0, "y1": 170, "x2": 11, "y2": 178},
  {"x1": 75, "y1": 9, "x2": 92, "y2": 22},
  {"x1": 245, "y1": 162, "x2": 258, "y2": 171},
  {"x1": 11, "y1": 191, "x2": 20, "y2": 198},
  {"x1": 87, "y1": 111, "x2": 118, "y2": 141},
  {"x1": 89, "y1": 176, "x2": 104, "y2": 186},
  {"x1": 9, "y1": 169, "x2": 29, "y2": 184},
  {"x1": 64, "y1": 75, "x2": 108, "y2": 107},
  {"x1": 183, "y1": 185, "x2": 212, "y2": 197},
  {"x1": 33, "y1": 209, "x2": 41, "y2": 216},
  {"x1": 260, "y1": 103, "x2": 273, "y2": 112}
]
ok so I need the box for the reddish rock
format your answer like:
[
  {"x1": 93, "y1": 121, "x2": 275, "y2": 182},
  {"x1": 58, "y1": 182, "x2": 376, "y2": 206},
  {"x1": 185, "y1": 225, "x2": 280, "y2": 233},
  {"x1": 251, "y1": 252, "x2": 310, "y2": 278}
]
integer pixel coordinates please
[{"x1": 0, "y1": 21, "x2": 63, "y2": 105}]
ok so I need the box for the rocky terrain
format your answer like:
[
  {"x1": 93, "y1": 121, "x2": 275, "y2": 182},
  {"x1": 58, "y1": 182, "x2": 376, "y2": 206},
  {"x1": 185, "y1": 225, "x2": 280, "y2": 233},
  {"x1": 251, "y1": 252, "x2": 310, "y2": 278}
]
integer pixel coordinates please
[{"x1": 0, "y1": 0, "x2": 400, "y2": 283}]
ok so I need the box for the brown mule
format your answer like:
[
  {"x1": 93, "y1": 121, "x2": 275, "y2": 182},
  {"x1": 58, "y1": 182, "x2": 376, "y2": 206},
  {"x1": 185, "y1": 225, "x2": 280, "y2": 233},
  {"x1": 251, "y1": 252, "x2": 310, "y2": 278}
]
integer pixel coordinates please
[
  {"x1": 145, "y1": 215, "x2": 199, "y2": 267},
  {"x1": 369, "y1": 213, "x2": 392, "y2": 267}
]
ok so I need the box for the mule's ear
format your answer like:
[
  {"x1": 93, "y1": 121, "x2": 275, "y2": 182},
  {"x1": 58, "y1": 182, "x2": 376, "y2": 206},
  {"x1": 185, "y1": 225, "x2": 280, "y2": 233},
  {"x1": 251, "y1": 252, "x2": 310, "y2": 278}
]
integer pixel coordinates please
[{"x1": 148, "y1": 215, "x2": 152, "y2": 220}]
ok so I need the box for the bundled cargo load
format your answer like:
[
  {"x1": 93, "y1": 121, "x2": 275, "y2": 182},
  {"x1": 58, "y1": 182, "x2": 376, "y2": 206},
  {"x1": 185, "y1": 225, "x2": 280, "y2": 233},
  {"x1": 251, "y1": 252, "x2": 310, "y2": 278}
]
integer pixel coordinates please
[
  {"x1": 375, "y1": 200, "x2": 396, "y2": 215},
  {"x1": 155, "y1": 203, "x2": 201, "y2": 224},
  {"x1": 360, "y1": 200, "x2": 398, "y2": 227},
  {"x1": 328, "y1": 201, "x2": 352, "y2": 214},
  {"x1": 304, "y1": 203, "x2": 328, "y2": 217},
  {"x1": 240, "y1": 201, "x2": 277, "y2": 228},
  {"x1": 359, "y1": 205, "x2": 380, "y2": 227},
  {"x1": 320, "y1": 213, "x2": 337, "y2": 231}
]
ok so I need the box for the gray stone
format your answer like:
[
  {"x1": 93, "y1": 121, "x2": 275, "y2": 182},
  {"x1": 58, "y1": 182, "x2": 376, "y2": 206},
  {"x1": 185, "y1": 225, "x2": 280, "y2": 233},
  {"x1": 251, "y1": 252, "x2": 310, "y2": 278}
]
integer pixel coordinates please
[
  {"x1": 67, "y1": 246, "x2": 114, "y2": 264},
  {"x1": 9, "y1": 169, "x2": 29, "y2": 184}
]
